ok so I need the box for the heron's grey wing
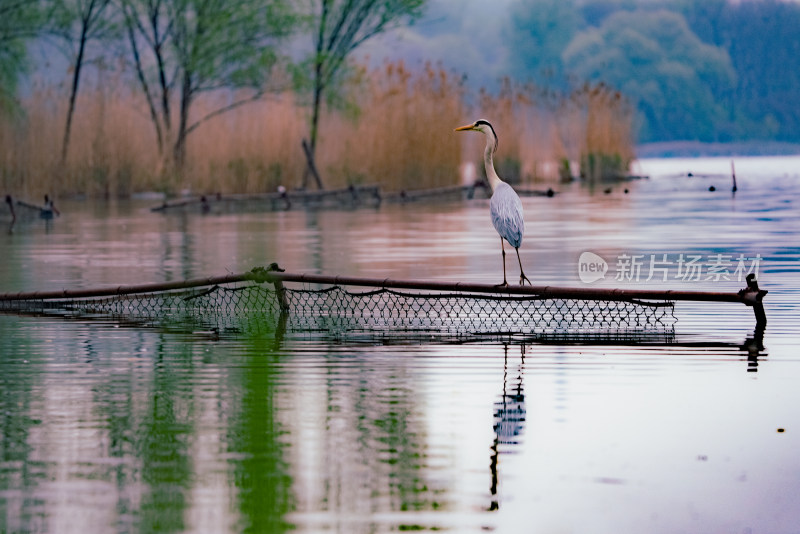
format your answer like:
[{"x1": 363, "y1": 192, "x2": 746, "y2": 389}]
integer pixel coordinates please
[{"x1": 490, "y1": 183, "x2": 525, "y2": 248}]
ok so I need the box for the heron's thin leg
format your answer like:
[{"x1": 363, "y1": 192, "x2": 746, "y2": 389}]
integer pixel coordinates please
[
  {"x1": 495, "y1": 237, "x2": 509, "y2": 287},
  {"x1": 515, "y1": 247, "x2": 531, "y2": 286}
]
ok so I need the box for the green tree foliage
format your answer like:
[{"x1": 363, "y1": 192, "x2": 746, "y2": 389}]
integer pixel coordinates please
[
  {"x1": 510, "y1": 0, "x2": 800, "y2": 144},
  {"x1": 120, "y1": 0, "x2": 298, "y2": 170},
  {"x1": 681, "y1": 0, "x2": 800, "y2": 141},
  {"x1": 0, "y1": 1, "x2": 44, "y2": 112},
  {"x1": 507, "y1": 0, "x2": 580, "y2": 86},
  {"x1": 562, "y1": 9, "x2": 735, "y2": 142}
]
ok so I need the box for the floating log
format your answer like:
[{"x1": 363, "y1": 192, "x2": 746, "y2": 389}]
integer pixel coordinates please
[
  {"x1": 151, "y1": 185, "x2": 382, "y2": 213},
  {"x1": 7, "y1": 194, "x2": 59, "y2": 219},
  {"x1": 385, "y1": 184, "x2": 488, "y2": 203},
  {"x1": 384, "y1": 183, "x2": 558, "y2": 203}
]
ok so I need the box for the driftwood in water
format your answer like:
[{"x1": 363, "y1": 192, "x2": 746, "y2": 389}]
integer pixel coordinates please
[
  {"x1": 384, "y1": 184, "x2": 488, "y2": 203},
  {"x1": 150, "y1": 185, "x2": 382, "y2": 213},
  {"x1": 150, "y1": 181, "x2": 562, "y2": 213},
  {"x1": 4, "y1": 195, "x2": 60, "y2": 219},
  {"x1": 384, "y1": 182, "x2": 557, "y2": 203}
]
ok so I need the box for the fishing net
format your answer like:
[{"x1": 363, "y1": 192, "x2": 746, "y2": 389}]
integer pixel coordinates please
[
  {"x1": 0, "y1": 273, "x2": 676, "y2": 341},
  {"x1": 282, "y1": 286, "x2": 674, "y2": 335}
]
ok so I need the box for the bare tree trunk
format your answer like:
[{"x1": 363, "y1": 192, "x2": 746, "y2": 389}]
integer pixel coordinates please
[
  {"x1": 156, "y1": 40, "x2": 171, "y2": 136},
  {"x1": 126, "y1": 22, "x2": 164, "y2": 154},
  {"x1": 310, "y1": 68, "x2": 323, "y2": 157},
  {"x1": 174, "y1": 71, "x2": 192, "y2": 171},
  {"x1": 302, "y1": 138, "x2": 324, "y2": 190},
  {"x1": 303, "y1": 0, "x2": 329, "y2": 189},
  {"x1": 306, "y1": 70, "x2": 324, "y2": 185},
  {"x1": 60, "y1": 22, "x2": 88, "y2": 164}
]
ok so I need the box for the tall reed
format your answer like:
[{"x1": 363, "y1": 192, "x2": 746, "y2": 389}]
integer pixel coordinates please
[
  {"x1": 0, "y1": 62, "x2": 634, "y2": 198},
  {"x1": 557, "y1": 82, "x2": 635, "y2": 181},
  {"x1": 319, "y1": 60, "x2": 465, "y2": 191},
  {"x1": 474, "y1": 80, "x2": 635, "y2": 183},
  {"x1": 475, "y1": 79, "x2": 558, "y2": 183}
]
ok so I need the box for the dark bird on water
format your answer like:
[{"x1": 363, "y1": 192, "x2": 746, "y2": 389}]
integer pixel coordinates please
[{"x1": 41, "y1": 194, "x2": 60, "y2": 219}]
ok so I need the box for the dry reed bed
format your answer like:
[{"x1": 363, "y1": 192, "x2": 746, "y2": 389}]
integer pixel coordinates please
[{"x1": 0, "y1": 61, "x2": 634, "y2": 198}]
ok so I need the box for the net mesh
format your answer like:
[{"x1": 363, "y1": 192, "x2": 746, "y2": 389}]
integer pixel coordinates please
[{"x1": 0, "y1": 280, "x2": 676, "y2": 340}]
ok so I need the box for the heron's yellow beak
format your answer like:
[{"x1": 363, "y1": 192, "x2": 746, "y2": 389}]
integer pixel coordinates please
[{"x1": 454, "y1": 124, "x2": 474, "y2": 132}]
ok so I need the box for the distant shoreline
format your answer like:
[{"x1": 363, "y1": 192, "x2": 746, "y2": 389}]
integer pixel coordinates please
[{"x1": 636, "y1": 141, "x2": 800, "y2": 158}]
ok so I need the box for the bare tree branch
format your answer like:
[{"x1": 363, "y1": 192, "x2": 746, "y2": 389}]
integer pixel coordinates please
[
  {"x1": 304, "y1": 0, "x2": 425, "y2": 176},
  {"x1": 119, "y1": 0, "x2": 298, "y2": 171},
  {"x1": 183, "y1": 91, "x2": 264, "y2": 137}
]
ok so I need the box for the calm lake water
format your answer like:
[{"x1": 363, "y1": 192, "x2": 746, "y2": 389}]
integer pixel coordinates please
[{"x1": 1, "y1": 156, "x2": 799, "y2": 533}]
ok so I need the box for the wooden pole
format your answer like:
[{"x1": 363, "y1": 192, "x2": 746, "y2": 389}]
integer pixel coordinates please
[{"x1": 0, "y1": 268, "x2": 764, "y2": 306}]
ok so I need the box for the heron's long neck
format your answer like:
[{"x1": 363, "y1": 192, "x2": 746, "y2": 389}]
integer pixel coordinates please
[{"x1": 483, "y1": 133, "x2": 503, "y2": 192}]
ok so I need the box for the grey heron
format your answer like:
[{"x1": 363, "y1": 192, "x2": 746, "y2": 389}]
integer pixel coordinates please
[{"x1": 455, "y1": 119, "x2": 531, "y2": 286}]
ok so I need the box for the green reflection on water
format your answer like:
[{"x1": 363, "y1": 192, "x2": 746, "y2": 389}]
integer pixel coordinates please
[
  {"x1": 0, "y1": 305, "x2": 458, "y2": 532},
  {"x1": 0, "y1": 313, "x2": 294, "y2": 533},
  {"x1": 136, "y1": 344, "x2": 196, "y2": 533},
  {"x1": 316, "y1": 347, "x2": 447, "y2": 522},
  {"x1": 0, "y1": 318, "x2": 42, "y2": 533},
  {"x1": 228, "y1": 335, "x2": 293, "y2": 533},
  {"x1": 371, "y1": 385, "x2": 440, "y2": 513}
]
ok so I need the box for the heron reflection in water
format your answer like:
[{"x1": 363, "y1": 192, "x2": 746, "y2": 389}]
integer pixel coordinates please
[
  {"x1": 455, "y1": 119, "x2": 531, "y2": 286},
  {"x1": 489, "y1": 343, "x2": 527, "y2": 511}
]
